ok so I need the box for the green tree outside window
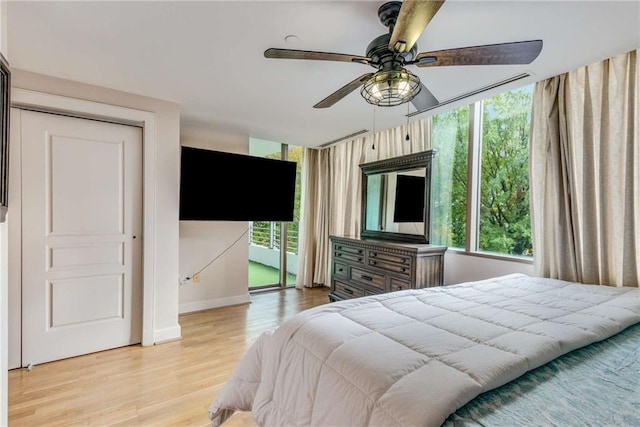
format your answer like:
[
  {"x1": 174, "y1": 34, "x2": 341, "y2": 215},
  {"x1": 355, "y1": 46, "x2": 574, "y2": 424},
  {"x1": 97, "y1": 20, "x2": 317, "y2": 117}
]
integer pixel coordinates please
[
  {"x1": 479, "y1": 87, "x2": 533, "y2": 256},
  {"x1": 431, "y1": 106, "x2": 469, "y2": 249},
  {"x1": 430, "y1": 85, "x2": 533, "y2": 257}
]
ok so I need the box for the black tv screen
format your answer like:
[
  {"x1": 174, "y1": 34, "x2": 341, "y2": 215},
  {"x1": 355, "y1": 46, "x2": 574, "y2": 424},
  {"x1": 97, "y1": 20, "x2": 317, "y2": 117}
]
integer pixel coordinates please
[
  {"x1": 393, "y1": 175, "x2": 425, "y2": 223},
  {"x1": 179, "y1": 146, "x2": 297, "y2": 221}
]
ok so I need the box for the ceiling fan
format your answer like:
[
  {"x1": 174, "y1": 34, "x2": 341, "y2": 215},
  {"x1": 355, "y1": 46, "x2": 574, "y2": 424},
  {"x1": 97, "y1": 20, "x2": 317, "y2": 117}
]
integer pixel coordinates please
[{"x1": 264, "y1": 0, "x2": 543, "y2": 110}]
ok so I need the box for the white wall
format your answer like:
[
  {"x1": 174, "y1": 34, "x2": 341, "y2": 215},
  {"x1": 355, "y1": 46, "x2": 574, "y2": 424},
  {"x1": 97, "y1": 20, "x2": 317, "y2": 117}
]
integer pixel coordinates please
[
  {"x1": 6, "y1": 108, "x2": 19, "y2": 369},
  {"x1": 9, "y1": 69, "x2": 182, "y2": 349},
  {"x1": 0, "y1": 222, "x2": 7, "y2": 427},
  {"x1": 444, "y1": 250, "x2": 534, "y2": 285},
  {"x1": 1, "y1": 1, "x2": 9, "y2": 424},
  {"x1": 178, "y1": 126, "x2": 251, "y2": 314}
]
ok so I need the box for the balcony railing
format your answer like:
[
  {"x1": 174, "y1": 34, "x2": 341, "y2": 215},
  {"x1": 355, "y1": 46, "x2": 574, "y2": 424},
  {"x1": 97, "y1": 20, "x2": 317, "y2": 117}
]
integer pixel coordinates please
[{"x1": 249, "y1": 221, "x2": 299, "y2": 254}]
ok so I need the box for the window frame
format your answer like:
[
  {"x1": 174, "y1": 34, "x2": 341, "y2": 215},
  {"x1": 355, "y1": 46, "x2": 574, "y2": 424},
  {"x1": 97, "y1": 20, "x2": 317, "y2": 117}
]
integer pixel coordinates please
[{"x1": 441, "y1": 90, "x2": 534, "y2": 264}]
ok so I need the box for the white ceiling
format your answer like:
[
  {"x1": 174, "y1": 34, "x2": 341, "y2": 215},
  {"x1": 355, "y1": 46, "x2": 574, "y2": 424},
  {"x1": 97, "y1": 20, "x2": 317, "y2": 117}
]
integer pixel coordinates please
[{"x1": 7, "y1": 0, "x2": 640, "y2": 148}]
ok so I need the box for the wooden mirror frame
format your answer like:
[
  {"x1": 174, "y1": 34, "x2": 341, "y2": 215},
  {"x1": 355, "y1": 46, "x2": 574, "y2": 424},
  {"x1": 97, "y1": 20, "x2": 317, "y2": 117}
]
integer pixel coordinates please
[
  {"x1": 0, "y1": 52, "x2": 10, "y2": 223},
  {"x1": 360, "y1": 150, "x2": 436, "y2": 243}
]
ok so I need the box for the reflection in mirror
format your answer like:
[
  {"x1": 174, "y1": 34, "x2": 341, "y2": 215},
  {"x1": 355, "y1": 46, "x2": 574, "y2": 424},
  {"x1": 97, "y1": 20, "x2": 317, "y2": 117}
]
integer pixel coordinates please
[
  {"x1": 360, "y1": 150, "x2": 435, "y2": 243},
  {"x1": 365, "y1": 168, "x2": 426, "y2": 234},
  {"x1": 365, "y1": 173, "x2": 384, "y2": 231}
]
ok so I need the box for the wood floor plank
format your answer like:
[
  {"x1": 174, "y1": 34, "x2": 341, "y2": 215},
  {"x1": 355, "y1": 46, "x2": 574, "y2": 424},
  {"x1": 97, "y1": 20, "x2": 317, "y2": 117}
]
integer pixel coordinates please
[{"x1": 9, "y1": 286, "x2": 330, "y2": 426}]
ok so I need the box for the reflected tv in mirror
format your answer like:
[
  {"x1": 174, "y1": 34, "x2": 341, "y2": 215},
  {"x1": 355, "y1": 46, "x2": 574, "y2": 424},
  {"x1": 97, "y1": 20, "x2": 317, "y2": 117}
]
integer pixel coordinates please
[
  {"x1": 393, "y1": 175, "x2": 425, "y2": 223},
  {"x1": 179, "y1": 146, "x2": 297, "y2": 221}
]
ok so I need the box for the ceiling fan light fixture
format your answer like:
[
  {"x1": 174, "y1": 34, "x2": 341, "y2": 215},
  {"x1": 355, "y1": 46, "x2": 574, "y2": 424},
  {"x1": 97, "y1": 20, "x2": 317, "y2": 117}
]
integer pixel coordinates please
[{"x1": 361, "y1": 69, "x2": 421, "y2": 107}]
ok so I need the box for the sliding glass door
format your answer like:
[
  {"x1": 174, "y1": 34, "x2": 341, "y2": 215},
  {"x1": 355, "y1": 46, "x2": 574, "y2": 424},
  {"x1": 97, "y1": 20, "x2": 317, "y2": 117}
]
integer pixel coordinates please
[{"x1": 248, "y1": 139, "x2": 302, "y2": 290}]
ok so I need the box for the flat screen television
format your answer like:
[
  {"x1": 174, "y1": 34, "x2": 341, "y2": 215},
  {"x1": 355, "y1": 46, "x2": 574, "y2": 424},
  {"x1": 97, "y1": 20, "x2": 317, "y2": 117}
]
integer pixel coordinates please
[
  {"x1": 179, "y1": 146, "x2": 297, "y2": 221},
  {"x1": 392, "y1": 174, "x2": 425, "y2": 223}
]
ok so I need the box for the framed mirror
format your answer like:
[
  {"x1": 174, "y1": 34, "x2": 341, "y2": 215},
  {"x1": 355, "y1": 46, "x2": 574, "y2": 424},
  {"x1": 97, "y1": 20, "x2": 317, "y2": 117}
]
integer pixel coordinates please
[
  {"x1": 360, "y1": 150, "x2": 435, "y2": 243},
  {"x1": 0, "y1": 52, "x2": 10, "y2": 223}
]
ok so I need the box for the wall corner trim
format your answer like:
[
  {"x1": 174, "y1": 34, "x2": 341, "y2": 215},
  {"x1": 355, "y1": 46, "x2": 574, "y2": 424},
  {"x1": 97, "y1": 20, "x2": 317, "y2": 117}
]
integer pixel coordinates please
[{"x1": 153, "y1": 325, "x2": 182, "y2": 344}]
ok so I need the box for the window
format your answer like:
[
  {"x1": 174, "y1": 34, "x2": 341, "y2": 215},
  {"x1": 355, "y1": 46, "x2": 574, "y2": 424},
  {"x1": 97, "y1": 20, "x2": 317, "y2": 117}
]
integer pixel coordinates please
[
  {"x1": 431, "y1": 106, "x2": 469, "y2": 249},
  {"x1": 431, "y1": 85, "x2": 534, "y2": 258},
  {"x1": 479, "y1": 87, "x2": 533, "y2": 256}
]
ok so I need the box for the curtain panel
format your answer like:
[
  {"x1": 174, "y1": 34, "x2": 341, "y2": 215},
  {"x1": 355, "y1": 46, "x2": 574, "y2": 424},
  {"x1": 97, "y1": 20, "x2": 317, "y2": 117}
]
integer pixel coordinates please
[
  {"x1": 296, "y1": 119, "x2": 431, "y2": 288},
  {"x1": 530, "y1": 49, "x2": 639, "y2": 287}
]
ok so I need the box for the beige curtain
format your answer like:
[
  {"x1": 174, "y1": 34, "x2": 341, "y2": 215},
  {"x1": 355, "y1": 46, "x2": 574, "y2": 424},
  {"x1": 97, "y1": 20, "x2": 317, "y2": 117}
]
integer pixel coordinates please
[
  {"x1": 530, "y1": 49, "x2": 639, "y2": 287},
  {"x1": 296, "y1": 119, "x2": 431, "y2": 288}
]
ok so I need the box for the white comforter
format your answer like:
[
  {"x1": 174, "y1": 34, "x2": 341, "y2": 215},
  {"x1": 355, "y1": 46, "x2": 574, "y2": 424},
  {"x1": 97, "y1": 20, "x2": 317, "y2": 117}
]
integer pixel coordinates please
[{"x1": 209, "y1": 274, "x2": 640, "y2": 427}]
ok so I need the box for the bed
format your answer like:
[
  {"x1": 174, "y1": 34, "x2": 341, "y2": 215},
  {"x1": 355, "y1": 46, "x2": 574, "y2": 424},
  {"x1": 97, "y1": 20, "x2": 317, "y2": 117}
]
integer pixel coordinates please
[
  {"x1": 443, "y1": 321, "x2": 640, "y2": 426},
  {"x1": 209, "y1": 273, "x2": 640, "y2": 426}
]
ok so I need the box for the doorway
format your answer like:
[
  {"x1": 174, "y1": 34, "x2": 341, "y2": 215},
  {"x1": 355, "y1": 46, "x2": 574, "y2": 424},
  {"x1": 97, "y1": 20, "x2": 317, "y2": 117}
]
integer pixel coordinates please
[
  {"x1": 16, "y1": 109, "x2": 143, "y2": 366},
  {"x1": 248, "y1": 139, "x2": 302, "y2": 290}
]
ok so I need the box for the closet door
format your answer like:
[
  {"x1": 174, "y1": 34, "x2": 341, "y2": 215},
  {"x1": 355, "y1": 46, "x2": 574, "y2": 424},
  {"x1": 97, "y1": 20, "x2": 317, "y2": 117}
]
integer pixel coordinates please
[{"x1": 21, "y1": 110, "x2": 143, "y2": 366}]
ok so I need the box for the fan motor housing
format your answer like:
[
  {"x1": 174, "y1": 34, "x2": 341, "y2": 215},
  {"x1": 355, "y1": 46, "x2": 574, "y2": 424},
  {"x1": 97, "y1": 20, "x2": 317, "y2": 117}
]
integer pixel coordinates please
[
  {"x1": 368, "y1": 1, "x2": 417, "y2": 70},
  {"x1": 366, "y1": 33, "x2": 416, "y2": 70}
]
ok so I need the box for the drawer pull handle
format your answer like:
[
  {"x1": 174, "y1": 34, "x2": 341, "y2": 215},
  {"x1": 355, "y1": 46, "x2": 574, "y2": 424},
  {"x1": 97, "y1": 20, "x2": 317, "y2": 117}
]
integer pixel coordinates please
[
  {"x1": 338, "y1": 268, "x2": 343, "y2": 272},
  {"x1": 402, "y1": 259, "x2": 407, "y2": 264},
  {"x1": 361, "y1": 275, "x2": 373, "y2": 281},
  {"x1": 336, "y1": 253, "x2": 342, "y2": 257},
  {"x1": 401, "y1": 268, "x2": 407, "y2": 272},
  {"x1": 358, "y1": 258, "x2": 363, "y2": 262},
  {"x1": 371, "y1": 253, "x2": 377, "y2": 258},
  {"x1": 358, "y1": 249, "x2": 363, "y2": 254},
  {"x1": 337, "y1": 246, "x2": 342, "y2": 250},
  {"x1": 372, "y1": 261, "x2": 377, "y2": 265},
  {"x1": 343, "y1": 288, "x2": 353, "y2": 295},
  {"x1": 397, "y1": 286, "x2": 403, "y2": 290}
]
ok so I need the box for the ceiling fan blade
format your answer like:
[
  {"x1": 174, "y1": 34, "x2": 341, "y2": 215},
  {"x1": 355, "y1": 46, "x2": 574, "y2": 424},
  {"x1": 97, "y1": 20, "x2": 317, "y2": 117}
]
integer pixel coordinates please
[
  {"x1": 414, "y1": 40, "x2": 543, "y2": 67},
  {"x1": 313, "y1": 73, "x2": 374, "y2": 109},
  {"x1": 389, "y1": 0, "x2": 446, "y2": 53},
  {"x1": 411, "y1": 83, "x2": 439, "y2": 111},
  {"x1": 265, "y1": 48, "x2": 371, "y2": 65}
]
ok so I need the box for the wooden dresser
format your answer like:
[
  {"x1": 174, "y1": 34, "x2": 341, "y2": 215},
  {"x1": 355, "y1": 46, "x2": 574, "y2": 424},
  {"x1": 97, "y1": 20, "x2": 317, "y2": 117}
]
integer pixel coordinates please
[{"x1": 329, "y1": 235, "x2": 447, "y2": 302}]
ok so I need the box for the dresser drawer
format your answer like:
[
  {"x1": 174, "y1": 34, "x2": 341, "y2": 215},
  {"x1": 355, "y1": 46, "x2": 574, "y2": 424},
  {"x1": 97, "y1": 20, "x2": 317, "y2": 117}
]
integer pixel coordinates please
[
  {"x1": 390, "y1": 277, "x2": 411, "y2": 292},
  {"x1": 350, "y1": 267, "x2": 385, "y2": 290},
  {"x1": 334, "y1": 244, "x2": 365, "y2": 256},
  {"x1": 333, "y1": 261, "x2": 348, "y2": 279},
  {"x1": 368, "y1": 250, "x2": 411, "y2": 265},
  {"x1": 333, "y1": 280, "x2": 365, "y2": 299},
  {"x1": 333, "y1": 250, "x2": 364, "y2": 264},
  {"x1": 369, "y1": 259, "x2": 411, "y2": 276}
]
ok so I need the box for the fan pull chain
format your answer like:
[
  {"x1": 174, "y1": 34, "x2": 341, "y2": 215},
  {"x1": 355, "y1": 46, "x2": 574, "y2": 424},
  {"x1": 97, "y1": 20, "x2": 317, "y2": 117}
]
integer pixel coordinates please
[
  {"x1": 372, "y1": 106, "x2": 376, "y2": 150},
  {"x1": 405, "y1": 102, "x2": 410, "y2": 141}
]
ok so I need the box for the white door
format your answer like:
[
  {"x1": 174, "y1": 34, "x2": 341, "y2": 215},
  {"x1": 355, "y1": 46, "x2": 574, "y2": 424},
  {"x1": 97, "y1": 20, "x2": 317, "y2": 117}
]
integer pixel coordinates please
[{"x1": 21, "y1": 110, "x2": 143, "y2": 366}]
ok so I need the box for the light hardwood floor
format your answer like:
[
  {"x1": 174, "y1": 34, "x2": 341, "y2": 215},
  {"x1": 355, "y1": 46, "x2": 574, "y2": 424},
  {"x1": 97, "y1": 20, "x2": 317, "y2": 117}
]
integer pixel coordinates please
[{"x1": 9, "y1": 286, "x2": 330, "y2": 427}]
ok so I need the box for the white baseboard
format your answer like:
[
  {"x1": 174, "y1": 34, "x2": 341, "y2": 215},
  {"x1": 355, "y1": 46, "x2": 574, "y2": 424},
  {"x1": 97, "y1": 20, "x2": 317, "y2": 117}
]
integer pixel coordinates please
[
  {"x1": 179, "y1": 294, "x2": 251, "y2": 314},
  {"x1": 154, "y1": 325, "x2": 182, "y2": 344}
]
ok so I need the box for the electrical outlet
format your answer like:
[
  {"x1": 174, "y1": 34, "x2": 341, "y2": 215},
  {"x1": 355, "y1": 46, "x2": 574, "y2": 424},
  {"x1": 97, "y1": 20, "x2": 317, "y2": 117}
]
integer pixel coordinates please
[{"x1": 193, "y1": 273, "x2": 201, "y2": 283}]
